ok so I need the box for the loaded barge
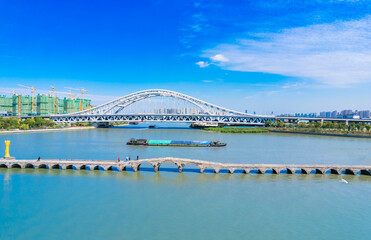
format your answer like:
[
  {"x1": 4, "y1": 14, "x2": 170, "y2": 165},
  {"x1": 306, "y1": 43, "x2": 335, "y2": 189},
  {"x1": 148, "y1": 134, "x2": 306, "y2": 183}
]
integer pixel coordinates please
[{"x1": 127, "y1": 138, "x2": 226, "y2": 147}]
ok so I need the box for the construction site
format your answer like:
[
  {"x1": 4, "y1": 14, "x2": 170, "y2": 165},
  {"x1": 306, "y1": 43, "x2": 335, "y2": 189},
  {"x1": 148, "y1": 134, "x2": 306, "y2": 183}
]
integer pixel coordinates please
[{"x1": 0, "y1": 85, "x2": 91, "y2": 116}]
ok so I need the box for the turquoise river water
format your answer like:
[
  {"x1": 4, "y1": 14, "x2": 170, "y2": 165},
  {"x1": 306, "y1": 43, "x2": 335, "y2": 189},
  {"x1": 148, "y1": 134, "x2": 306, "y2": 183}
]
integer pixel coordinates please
[{"x1": 0, "y1": 123, "x2": 370, "y2": 240}]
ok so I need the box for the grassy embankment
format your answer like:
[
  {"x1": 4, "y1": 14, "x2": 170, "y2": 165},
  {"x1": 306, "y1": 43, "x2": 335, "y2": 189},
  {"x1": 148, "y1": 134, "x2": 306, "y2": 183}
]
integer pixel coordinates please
[
  {"x1": 266, "y1": 121, "x2": 371, "y2": 137},
  {"x1": 203, "y1": 127, "x2": 269, "y2": 133},
  {"x1": 202, "y1": 121, "x2": 371, "y2": 137}
]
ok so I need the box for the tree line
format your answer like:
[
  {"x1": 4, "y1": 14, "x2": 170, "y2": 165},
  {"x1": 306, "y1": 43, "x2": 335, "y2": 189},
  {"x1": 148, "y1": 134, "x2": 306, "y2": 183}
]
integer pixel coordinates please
[
  {"x1": 0, "y1": 117, "x2": 91, "y2": 130},
  {"x1": 265, "y1": 120, "x2": 371, "y2": 131}
]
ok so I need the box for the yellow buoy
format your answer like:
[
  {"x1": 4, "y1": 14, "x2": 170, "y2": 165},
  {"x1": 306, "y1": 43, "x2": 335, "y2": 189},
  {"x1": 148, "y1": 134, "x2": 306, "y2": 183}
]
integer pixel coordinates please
[{"x1": 4, "y1": 140, "x2": 10, "y2": 158}]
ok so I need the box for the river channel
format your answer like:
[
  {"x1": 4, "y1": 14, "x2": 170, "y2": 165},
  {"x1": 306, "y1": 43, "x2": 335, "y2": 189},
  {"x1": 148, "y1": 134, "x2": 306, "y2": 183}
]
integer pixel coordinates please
[{"x1": 1, "y1": 123, "x2": 370, "y2": 240}]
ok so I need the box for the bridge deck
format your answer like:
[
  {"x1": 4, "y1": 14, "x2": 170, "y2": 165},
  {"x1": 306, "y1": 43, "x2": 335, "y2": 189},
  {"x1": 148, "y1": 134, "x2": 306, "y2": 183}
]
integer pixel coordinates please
[{"x1": 1, "y1": 157, "x2": 370, "y2": 175}]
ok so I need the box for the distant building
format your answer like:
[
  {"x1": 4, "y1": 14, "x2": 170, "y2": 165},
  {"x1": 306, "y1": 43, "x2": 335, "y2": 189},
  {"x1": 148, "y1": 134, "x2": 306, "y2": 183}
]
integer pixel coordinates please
[
  {"x1": 359, "y1": 110, "x2": 370, "y2": 119},
  {"x1": 340, "y1": 110, "x2": 353, "y2": 116},
  {"x1": 331, "y1": 111, "x2": 338, "y2": 118}
]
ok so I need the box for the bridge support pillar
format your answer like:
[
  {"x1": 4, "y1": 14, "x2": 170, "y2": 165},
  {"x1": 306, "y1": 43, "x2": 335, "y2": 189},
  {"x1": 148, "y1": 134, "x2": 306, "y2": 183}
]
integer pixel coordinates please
[
  {"x1": 176, "y1": 163, "x2": 185, "y2": 173},
  {"x1": 131, "y1": 164, "x2": 139, "y2": 172},
  {"x1": 153, "y1": 165, "x2": 159, "y2": 172}
]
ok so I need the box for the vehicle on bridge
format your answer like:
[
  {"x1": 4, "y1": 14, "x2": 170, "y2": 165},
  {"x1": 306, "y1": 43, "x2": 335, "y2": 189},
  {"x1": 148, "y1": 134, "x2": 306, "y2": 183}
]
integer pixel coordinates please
[{"x1": 127, "y1": 138, "x2": 226, "y2": 147}]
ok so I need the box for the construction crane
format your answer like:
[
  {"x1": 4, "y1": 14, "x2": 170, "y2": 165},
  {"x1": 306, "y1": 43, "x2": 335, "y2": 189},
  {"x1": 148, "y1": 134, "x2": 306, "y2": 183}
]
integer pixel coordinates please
[
  {"x1": 64, "y1": 87, "x2": 88, "y2": 98},
  {"x1": 64, "y1": 87, "x2": 88, "y2": 111},
  {"x1": 0, "y1": 90, "x2": 17, "y2": 95},
  {"x1": 64, "y1": 87, "x2": 76, "y2": 100},
  {"x1": 50, "y1": 86, "x2": 58, "y2": 114},
  {"x1": 17, "y1": 84, "x2": 37, "y2": 114},
  {"x1": 50, "y1": 86, "x2": 72, "y2": 114}
]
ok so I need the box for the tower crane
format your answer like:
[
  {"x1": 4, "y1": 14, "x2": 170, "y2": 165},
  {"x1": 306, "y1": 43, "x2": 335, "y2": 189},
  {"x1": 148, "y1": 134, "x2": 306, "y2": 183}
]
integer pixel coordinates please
[
  {"x1": 64, "y1": 87, "x2": 76, "y2": 99},
  {"x1": 64, "y1": 87, "x2": 88, "y2": 111},
  {"x1": 50, "y1": 86, "x2": 71, "y2": 114},
  {"x1": 17, "y1": 84, "x2": 37, "y2": 114},
  {"x1": 50, "y1": 86, "x2": 58, "y2": 114},
  {"x1": 0, "y1": 90, "x2": 17, "y2": 95}
]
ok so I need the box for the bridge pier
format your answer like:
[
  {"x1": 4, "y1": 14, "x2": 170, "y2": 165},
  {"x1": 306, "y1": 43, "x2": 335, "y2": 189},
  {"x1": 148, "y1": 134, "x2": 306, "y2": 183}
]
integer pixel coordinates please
[
  {"x1": 152, "y1": 163, "x2": 160, "y2": 172},
  {"x1": 131, "y1": 164, "x2": 139, "y2": 172},
  {"x1": 242, "y1": 168, "x2": 251, "y2": 174},
  {"x1": 176, "y1": 163, "x2": 185, "y2": 173},
  {"x1": 119, "y1": 166, "x2": 126, "y2": 171}
]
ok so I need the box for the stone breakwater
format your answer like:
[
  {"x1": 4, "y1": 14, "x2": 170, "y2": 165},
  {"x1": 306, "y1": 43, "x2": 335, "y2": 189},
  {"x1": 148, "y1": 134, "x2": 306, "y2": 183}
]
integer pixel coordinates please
[{"x1": 1, "y1": 157, "x2": 371, "y2": 175}]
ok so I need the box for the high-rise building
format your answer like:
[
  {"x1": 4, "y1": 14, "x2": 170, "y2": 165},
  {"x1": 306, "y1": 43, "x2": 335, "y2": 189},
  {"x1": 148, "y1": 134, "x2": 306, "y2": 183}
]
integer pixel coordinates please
[
  {"x1": 359, "y1": 110, "x2": 370, "y2": 119},
  {"x1": 331, "y1": 111, "x2": 338, "y2": 118},
  {"x1": 340, "y1": 110, "x2": 353, "y2": 116}
]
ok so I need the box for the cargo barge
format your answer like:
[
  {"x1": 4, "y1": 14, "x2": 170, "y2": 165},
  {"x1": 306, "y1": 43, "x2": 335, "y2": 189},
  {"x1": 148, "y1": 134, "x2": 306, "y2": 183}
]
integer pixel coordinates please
[{"x1": 127, "y1": 138, "x2": 226, "y2": 147}]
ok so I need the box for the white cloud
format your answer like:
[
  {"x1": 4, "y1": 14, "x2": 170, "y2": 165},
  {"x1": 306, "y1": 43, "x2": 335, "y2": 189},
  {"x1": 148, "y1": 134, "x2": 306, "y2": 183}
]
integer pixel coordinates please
[
  {"x1": 202, "y1": 80, "x2": 213, "y2": 83},
  {"x1": 196, "y1": 61, "x2": 210, "y2": 68},
  {"x1": 210, "y1": 54, "x2": 229, "y2": 62},
  {"x1": 203, "y1": 16, "x2": 371, "y2": 87}
]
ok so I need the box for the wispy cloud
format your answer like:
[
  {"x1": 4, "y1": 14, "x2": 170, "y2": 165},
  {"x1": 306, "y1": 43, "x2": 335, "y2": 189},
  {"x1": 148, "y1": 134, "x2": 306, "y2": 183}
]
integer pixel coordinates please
[
  {"x1": 202, "y1": 15, "x2": 371, "y2": 87},
  {"x1": 202, "y1": 80, "x2": 213, "y2": 83},
  {"x1": 196, "y1": 61, "x2": 210, "y2": 67},
  {"x1": 179, "y1": 12, "x2": 209, "y2": 48}
]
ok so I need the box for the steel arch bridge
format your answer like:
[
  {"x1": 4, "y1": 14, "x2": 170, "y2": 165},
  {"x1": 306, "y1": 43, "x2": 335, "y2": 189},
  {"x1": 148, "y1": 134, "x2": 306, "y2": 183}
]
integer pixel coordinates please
[{"x1": 50, "y1": 89, "x2": 274, "y2": 125}]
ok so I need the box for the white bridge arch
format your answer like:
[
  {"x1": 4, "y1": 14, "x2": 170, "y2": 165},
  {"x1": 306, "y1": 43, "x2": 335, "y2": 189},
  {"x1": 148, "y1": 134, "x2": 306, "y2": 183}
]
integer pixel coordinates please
[{"x1": 51, "y1": 89, "x2": 274, "y2": 125}]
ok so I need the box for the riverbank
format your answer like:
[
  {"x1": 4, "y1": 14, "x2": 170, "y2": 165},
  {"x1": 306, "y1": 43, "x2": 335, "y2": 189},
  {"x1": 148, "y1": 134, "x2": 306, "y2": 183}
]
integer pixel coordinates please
[
  {"x1": 0, "y1": 126, "x2": 95, "y2": 135},
  {"x1": 268, "y1": 128, "x2": 371, "y2": 138},
  {"x1": 201, "y1": 126, "x2": 371, "y2": 138},
  {"x1": 203, "y1": 127, "x2": 269, "y2": 133}
]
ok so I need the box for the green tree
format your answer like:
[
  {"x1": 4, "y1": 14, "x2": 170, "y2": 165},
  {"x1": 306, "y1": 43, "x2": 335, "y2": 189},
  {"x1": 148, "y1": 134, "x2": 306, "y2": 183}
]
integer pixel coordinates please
[
  {"x1": 349, "y1": 123, "x2": 357, "y2": 131},
  {"x1": 47, "y1": 120, "x2": 55, "y2": 127},
  {"x1": 34, "y1": 117, "x2": 47, "y2": 128},
  {"x1": 23, "y1": 118, "x2": 36, "y2": 128},
  {"x1": 19, "y1": 123, "x2": 29, "y2": 130},
  {"x1": 265, "y1": 121, "x2": 273, "y2": 127},
  {"x1": 0, "y1": 117, "x2": 20, "y2": 129},
  {"x1": 276, "y1": 121, "x2": 285, "y2": 128},
  {"x1": 297, "y1": 122, "x2": 308, "y2": 128}
]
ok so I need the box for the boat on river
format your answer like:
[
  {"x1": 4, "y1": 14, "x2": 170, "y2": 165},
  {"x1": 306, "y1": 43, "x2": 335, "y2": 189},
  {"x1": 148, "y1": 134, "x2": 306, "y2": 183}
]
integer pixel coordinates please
[{"x1": 127, "y1": 138, "x2": 226, "y2": 147}]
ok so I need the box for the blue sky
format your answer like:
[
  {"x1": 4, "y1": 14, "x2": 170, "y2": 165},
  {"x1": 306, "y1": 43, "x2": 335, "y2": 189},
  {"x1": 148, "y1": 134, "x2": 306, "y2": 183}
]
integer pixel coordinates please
[{"x1": 0, "y1": 0, "x2": 370, "y2": 114}]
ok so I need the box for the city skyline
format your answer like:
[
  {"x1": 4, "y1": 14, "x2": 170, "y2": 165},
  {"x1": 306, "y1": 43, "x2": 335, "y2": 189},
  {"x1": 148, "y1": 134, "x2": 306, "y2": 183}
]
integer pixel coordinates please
[{"x1": 0, "y1": 0, "x2": 370, "y2": 114}]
